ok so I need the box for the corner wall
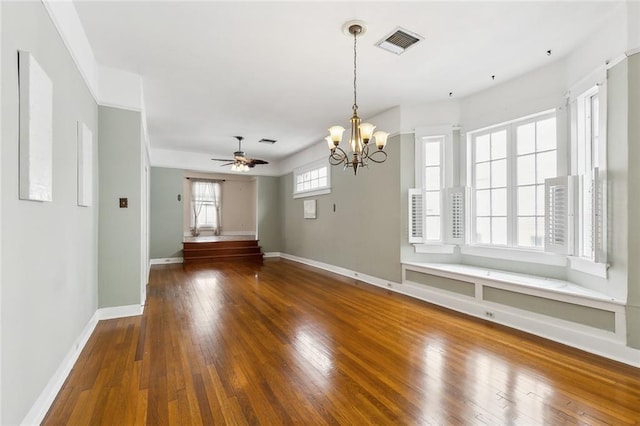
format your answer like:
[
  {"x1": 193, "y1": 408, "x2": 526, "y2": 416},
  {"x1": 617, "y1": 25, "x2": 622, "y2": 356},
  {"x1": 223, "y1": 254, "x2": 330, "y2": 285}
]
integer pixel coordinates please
[
  {"x1": 1, "y1": 2, "x2": 99, "y2": 423},
  {"x1": 257, "y1": 176, "x2": 282, "y2": 253},
  {"x1": 149, "y1": 167, "x2": 183, "y2": 259},
  {"x1": 98, "y1": 106, "x2": 142, "y2": 308},
  {"x1": 625, "y1": 52, "x2": 640, "y2": 348}
]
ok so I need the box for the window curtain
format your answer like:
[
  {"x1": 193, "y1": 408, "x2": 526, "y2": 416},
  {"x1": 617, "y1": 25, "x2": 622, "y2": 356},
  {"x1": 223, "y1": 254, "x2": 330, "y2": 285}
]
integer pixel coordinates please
[{"x1": 190, "y1": 179, "x2": 223, "y2": 236}]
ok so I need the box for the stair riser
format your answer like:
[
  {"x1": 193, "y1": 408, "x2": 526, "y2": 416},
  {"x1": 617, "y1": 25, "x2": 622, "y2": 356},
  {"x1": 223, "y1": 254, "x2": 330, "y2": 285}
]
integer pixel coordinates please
[
  {"x1": 183, "y1": 241, "x2": 260, "y2": 250},
  {"x1": 184, "y1": 254, "x2": 263, "y2": 264},
  {"x1": 183, "y1": 248, "x2": 262, "y2": 257}
]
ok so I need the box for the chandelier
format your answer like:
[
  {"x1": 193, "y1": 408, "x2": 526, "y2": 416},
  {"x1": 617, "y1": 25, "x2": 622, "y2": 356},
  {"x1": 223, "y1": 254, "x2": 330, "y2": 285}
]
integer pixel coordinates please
[{"x1": 327, "y1": 21, "x2": 389, "y2": 175}]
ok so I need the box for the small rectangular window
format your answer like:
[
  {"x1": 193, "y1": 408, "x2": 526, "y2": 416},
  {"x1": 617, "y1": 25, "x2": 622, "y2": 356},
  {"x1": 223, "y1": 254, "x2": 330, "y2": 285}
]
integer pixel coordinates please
[{"x1": 293, "y1": 160, "x2": 331, "y2": 198}]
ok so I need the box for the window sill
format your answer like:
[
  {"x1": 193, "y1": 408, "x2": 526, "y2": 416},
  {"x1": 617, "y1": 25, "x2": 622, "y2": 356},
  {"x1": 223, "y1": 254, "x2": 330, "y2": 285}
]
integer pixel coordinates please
[
  {"x1": 293, "y1": 188, "x2": 331, "y2": 199},
  {"x1": 414, "y1": 244, "x2": 456, "y2": 254},
  {"x1": 568, "y1": 256, "x2": 608, "y2": 279},
  {"x1": 460, "y1": 245, "x2": 566, "y2": 267}
]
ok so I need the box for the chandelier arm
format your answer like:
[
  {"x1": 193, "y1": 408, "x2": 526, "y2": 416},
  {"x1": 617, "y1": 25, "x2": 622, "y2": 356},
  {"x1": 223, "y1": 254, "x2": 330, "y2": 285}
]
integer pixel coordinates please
[
  {"x1": 365, "y1": 150, "x2": 388, "y2": 163},
  {"x1": 329, "y1": 147, "x2": 349, "y2": 165}
]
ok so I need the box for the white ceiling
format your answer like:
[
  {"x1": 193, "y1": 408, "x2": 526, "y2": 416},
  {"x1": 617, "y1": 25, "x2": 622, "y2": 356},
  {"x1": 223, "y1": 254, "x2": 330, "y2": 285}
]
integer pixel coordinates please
[{"x1": 73, "y1": 1, "x2": 620, "y2": 163}]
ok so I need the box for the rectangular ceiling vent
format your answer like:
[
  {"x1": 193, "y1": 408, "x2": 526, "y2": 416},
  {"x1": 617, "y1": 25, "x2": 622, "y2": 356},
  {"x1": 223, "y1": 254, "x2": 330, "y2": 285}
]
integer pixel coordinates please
[
  {"x1": 376, "y1": 28, "x2": 423, "y2": 55},
  {"x1": 258, "y1": 138, "x2": 277, "y2": 144}
]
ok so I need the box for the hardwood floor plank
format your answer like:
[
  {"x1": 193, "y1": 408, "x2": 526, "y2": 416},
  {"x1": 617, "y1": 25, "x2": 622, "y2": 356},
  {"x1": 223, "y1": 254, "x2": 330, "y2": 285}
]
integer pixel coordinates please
[{"x1": 43, "y1": 259, "x2": 640, "y2": 425}]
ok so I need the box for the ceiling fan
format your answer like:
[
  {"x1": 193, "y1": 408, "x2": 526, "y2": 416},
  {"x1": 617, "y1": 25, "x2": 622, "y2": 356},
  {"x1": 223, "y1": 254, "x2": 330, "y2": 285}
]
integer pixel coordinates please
[{"x1": 211, "y1": 136, "x2": 269, "y2": 171}]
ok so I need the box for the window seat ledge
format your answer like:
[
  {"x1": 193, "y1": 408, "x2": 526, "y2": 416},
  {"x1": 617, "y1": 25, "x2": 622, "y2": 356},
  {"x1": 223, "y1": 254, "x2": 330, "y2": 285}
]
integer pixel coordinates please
[{"x1": 401, "y1": 262, "x2": 624, "y2": 306}]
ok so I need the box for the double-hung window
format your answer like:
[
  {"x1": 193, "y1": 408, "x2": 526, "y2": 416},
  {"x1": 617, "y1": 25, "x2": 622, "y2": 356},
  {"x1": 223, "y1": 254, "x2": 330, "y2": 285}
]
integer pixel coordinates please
[
  {"x1": 422, "y1": 136, "x2": 444, "y2": 242},
  {"x1": 570, "y1": 83, "x2": 607, "y2": 267},
  {"x1": 409, "y1": 128, "x2": 465, "y2": 251},
  {"x1": 470, "y1": 111, "x2": 557, "y2": 249}
]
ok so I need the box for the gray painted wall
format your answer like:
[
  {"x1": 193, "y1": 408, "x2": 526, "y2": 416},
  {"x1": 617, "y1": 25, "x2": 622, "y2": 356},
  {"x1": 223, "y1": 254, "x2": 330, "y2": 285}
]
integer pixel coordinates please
[
  {"x1": 280, "y1": 136, "x2": 402, "y2": 283},
  {"x1": 98, "y1": 106, "x2": 142, "y2": 308},
  {"x1": 257, "y1": 176, "x2": 281, "y2": 253},
  {"x1": 150, "y1": 167, "x2": 183, "y2": 258},
  {"x1": 625, "y1": 53, "x2": 640, "y2": 347},
  {"x1": 1, "y1": 2, "x2": 99, "y2": 423}
]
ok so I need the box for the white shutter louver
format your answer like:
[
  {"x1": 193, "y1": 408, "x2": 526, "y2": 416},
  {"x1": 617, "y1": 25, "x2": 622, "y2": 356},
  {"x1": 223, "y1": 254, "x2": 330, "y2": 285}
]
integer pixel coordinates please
[
  {"x1": 592, "y1": 167, "x2": 606, "y2": 263},
  {"x1": 445, "y1": 187, "x2": 468, "y2": 245},
  {"x1": 544, "y1": 176, "x2": 575, "y2": 255},
  {"x1": 408, "y1": 188, "x2": 423, "y2": 243}
]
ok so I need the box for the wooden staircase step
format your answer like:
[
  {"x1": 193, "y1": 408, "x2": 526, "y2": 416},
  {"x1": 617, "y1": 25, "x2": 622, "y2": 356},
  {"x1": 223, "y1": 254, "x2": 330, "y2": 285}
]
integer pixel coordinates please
[
  {"x1": 185, "y1": 253, "x2": 264, "y2": 263},
  {"x1": 182, "y1": 239, "x2": 263, "y2": 265}
]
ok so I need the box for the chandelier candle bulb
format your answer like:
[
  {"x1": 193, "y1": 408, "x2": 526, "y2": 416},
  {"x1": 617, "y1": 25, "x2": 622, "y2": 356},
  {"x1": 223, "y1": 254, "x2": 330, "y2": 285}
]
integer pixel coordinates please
[
  {"x1": 373, "y1": 131, "x2": 389, "y2": 149},
  {"x1": 359, "y1": 123, "x2": 376, "y2": 143},
  {"x1": 329, "y1": 126, "x2": 345, "y2": 145},
  {"x1": 326, "y1": 136, "x2": 335, "y2": 150}
]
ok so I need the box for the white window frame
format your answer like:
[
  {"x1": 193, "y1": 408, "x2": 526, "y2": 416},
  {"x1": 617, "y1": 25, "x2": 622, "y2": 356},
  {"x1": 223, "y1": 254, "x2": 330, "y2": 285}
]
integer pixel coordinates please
[
  {"x1": 190, "y1": 181, "x2": 220, "y2": 229},
  {"x1": 410, "y1": 126, "x2": 457, "y2": 253},
  {"x1": 567, "y1": 76, "x2": 608, "y2": 277},
  {"x1": 467, "y1": 110, "x2": 558, "y2": 251},
  {"x1": 293, "y1": 159, "x2": 331, "y2": 199}
]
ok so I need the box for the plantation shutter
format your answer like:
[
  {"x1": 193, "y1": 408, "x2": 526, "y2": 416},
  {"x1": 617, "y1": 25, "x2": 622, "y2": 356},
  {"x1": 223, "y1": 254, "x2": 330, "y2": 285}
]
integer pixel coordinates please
[
  {"x1": 408, "y1": 188, "x2": 423, "y2": 243},
  {"x1": 544, "y1": 176, "x2": 575, "y2": 255},
  {"x1": 445, "y1": 187, "x2": 468, "y2": 245},
  {"x1": 592, "y1": 168, "x2": 606, "y2": 263}
]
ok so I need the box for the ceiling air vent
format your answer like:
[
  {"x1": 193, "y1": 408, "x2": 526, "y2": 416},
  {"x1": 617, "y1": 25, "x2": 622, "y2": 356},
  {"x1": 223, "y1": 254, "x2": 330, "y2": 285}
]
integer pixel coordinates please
[
  {"x1": 376, "y1": 28, "x2": 423, "y2": 55},
  {"x1": 258, "y1": 138, "x2": 277, "y2": 144}
]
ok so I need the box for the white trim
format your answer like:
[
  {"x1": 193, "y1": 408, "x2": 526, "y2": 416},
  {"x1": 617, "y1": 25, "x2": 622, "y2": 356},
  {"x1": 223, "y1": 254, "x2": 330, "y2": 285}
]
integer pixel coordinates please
[
  {"x1": 150, "y1": 257, "x2": 184, "y2": 265},
  {"x1": 460, "y1": 245, "x2": 567, "y2": 267},
  {"x1": 21, "y1": 304, "x2": 143, "y2": 425},
  {"x1": 279, "y1": 253, "x2": 398, "y2": 290},
  {"x1": 627, "y1": 47, "x2": 640, "y2": 57},
  {"x1": 414, "y1": 244, "x2": 456, "y2": 254},
  {"x1": 264, "y1": 252, "x2": 281, "y2": 258},
  {"x1": 396, "y1": 276, "x2": 639, "y2": 368},
  {"x1": 292, "y1": 187, "x2": 331, "y2": 199},
  {"x1": 41, "y1": 0, "x2": 99, "y2": 101},
  {"x1": 98, "y1": 101, "x2": 142, "y2": 113},
  {"x1": 568, "y1": 256, "x2": 609, "y2": 278},
  {"x1": 20, "y1": 311, "x2": 100, "y2": 425},
  {"x1": 96, "y1": 304, "x2": 144, "y2": 320}
]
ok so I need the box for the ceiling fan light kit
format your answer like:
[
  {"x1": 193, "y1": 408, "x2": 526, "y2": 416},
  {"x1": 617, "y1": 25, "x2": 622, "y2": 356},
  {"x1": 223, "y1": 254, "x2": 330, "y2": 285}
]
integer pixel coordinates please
[
  {"x1": 211, "y1": 136, "x2": 269, "y2": 172},
  {"x1": 327, "y1": 20, "x2": 389, "y2": 175}
]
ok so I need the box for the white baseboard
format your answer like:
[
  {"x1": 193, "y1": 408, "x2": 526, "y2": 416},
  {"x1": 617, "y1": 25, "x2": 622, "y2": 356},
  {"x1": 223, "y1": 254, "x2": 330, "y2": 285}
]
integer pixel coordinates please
[
  {"x1": 96, "y1": 304, "x2": 144, "y2": 320},
  {"x1": 150, "y1": 257, "x2": 183, "y2": 265},
  {"x1": 264, "y1": 252, "x2": 281, "y2": 258},
  {"x1": 279, "y1": 253, "x2": 398, "y2": 290},
  {"x1": 21, "y1": 311, "x2": 99, "y2": 425},
  {"x1": 278, "y1": 252, "x2": 640, "y2": 368},
  {"x1": 21, "y1": 304, "x2": 144, "y2": 425}
]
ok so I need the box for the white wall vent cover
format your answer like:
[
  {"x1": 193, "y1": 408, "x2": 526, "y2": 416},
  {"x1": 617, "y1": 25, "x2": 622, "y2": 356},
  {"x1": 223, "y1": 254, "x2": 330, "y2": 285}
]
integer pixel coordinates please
[{"x1": 376, "y1": 28, "x2": 423, "y2": 55}]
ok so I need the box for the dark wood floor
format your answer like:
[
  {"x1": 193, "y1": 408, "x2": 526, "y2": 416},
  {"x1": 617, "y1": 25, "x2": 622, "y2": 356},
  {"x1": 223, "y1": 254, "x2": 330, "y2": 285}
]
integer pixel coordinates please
[{"x1": 44, "y1": 259, "x2": 640, "y2": 425}]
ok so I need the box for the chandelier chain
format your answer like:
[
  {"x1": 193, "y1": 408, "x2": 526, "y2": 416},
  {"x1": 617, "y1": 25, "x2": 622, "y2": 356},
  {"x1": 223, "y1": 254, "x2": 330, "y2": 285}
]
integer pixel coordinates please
[{"x1": 353, "y1": 29, "x2": 358, "y2": 112}]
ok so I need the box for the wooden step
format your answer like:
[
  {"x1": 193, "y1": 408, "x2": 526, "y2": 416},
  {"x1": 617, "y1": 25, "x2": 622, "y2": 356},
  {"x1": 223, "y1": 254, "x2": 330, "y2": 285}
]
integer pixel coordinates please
[
  {"x1": 183, "y1": 239, "x2": 263, "y2": 265},
  {"x1": 185, "y1": 252, "x2": 264, "y2": 264}
]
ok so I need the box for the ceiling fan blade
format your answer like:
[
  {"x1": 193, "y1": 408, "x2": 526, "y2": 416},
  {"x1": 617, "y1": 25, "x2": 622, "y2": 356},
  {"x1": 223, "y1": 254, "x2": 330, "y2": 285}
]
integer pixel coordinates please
[
  {"x1": 249, "y1": 159, "x2": 269, "y2": 165},
  {"x1": 219, "y1": 162, "x2": 234, "y2": 166},
  {"x1": 211, "y1": 158, "x2": 234, "y2": 162}
]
